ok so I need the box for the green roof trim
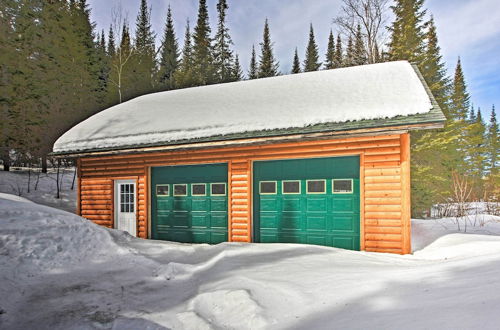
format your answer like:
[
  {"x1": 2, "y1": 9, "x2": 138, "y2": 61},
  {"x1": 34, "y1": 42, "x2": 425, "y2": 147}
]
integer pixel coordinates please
[{"x1": 52, "y1": 64, "x2": 445, "y2": 156}]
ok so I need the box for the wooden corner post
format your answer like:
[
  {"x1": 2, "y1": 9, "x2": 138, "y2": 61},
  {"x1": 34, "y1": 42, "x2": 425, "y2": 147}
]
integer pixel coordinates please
[{"x1": 400, "y1": 133, "x2": 411, "y2": 254}]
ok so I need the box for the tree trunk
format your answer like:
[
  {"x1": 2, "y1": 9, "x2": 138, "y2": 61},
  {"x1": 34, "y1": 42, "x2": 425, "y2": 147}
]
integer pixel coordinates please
[
  {"x1": 1, "y1": 149, "x2": 10, "y2": 171},
  {"x1": 56, "y1": 159, "x2": 61, "y2": 199},
  {"x1": 41, "y1": 155, "x2": 47, "y2": 173}
]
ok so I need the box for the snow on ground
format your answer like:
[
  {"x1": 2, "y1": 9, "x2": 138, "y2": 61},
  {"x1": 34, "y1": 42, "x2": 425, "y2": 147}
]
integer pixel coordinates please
[
  {"x1": 1, "y1": 193, "x2": 500, "y2": 330},
  {"x1": 0, "y1": 168, "x2": 76, "y2": 213},
  {"x1": 53, "y1": 61, "x2": 433, "y2": 153}
]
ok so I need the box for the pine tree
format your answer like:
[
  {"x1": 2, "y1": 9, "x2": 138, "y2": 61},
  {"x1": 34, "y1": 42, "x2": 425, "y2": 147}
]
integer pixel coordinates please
[
  {"x1": 107, "y1": 24, "x2": 115, "y2": 57},
  {"x1": 450, "y1": 58, "x2": 470, "y2": 120},
  {"x1": 96, "y1": 29, "x2": 110, "y2": 105},
  {"x1": 291, "y1": 48, "x2": 301, "y2": 74},
  {"x1": 248, "y1": 45, "x2": 258, "y2": 79},
  {"x1": 324, "y1": 30, "x2": 335, "y2": 70},
  {"x1": 174, "y1": 19, "x2": 197, "y2": 88},
  {"x1": 232, "y1": 54, "x2": 243, "y2": 81},
  {"x1": 258, "y1": 19, "x2": 280, "y2": 78},
  {"x1": 469, "y1": 105, "x2": 476, "y2": 123},
  {"x1": 213, "y1": 0, "x2": 235, "y2": 83},
  {"x1": 387, "y1": 0, "x2": 427, "y2": 64},
  {"x1": 158, "y1": 5, "x2": 179, "y2": 90},
  {"x1": 353, "y1": 25, "x2": 366, "y2": 65},
  {"x1": 484, "y1": 105, "x2": 500, "y2": 201},
  {"x1": 334, "y1": 34, "x2": 343, "y2": 68},
  {"x1": 303, "y1": 24, "x2": 321, "y2": 72},
  {"x1": 192, "y1": 0, "x2": 215, "y2": 85},
  {"x1": 345, "y1": 35, "x2": 354, "y2": 67},
  {"x1": 465, "y1": 108, "x2": 487, "y2": 198},
  {"x1": 133, "y1": 0, "x2": 156, "y2": 96},
  {"x1": 420, "y1": 16, "x2": 450, "y2": 118}
]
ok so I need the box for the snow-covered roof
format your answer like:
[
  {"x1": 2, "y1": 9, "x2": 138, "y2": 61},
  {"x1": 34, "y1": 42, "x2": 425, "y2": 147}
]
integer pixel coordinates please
[{"x1": 53, "y1": 61, "x2": 442, "y2": 154}]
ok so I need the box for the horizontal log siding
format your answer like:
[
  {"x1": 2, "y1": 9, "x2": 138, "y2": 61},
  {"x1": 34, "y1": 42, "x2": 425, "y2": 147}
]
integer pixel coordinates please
[
  {"x1": 229, "y1": 160, "x2": 252, "y2": 242},
  {"x1": 77, "y1": 133, "x2": 411, "y2": 254}
]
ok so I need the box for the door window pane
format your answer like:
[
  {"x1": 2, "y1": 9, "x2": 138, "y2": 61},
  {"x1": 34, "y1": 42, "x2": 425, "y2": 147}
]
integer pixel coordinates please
[
  {"x1": 260, "y1": 181, "x2": 277, "y2": 194},
  {"x1": 333, "y1": 179, "x2": 353, "y2": 193},
  {"x1": 211, "y1": 183, "x2": 226, "y2": 196},
  {"x1": 192, "y1": 184, "x2": 206, "y2": 196},
  {"x1": 283, "y1": 180, "x2": 300, "y2": 194},
  {"x1": 173, "y1": 184, "x2": 187, "y2": 196},
  {"x1": 307, "y1": 180, "x2": 326, "y2": 194},
  {"x1": 119, "y1": 183, "x2": 135, "y2": 213},
  {"x1": 156, "y1": 184, "x2": 169, "y2": 196}
]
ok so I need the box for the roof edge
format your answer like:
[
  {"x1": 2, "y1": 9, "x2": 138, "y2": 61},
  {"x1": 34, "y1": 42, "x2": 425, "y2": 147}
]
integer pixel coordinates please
[{"x1": 51, "y1": 121, "x2": 443, "y2": 158}]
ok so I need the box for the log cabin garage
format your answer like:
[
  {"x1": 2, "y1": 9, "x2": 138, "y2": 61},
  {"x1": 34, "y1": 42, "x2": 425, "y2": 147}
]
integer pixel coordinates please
[{"x1": 53, "y1": 61, "x2": 445, "y2": 254}]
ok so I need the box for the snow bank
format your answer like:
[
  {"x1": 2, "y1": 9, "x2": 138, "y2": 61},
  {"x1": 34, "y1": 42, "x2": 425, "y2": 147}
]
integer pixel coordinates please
[
  {"x1": 54, "y1": 61, "x2": 433, "y2": 153},
  {"x1": 0, "y1": 193, "x2": 117, "y2": 276}
]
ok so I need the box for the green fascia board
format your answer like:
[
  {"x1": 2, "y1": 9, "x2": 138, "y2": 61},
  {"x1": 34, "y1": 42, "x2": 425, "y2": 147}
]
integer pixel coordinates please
[{"x1": 52, "y1": 65, "x2": 446, "y2": 156}]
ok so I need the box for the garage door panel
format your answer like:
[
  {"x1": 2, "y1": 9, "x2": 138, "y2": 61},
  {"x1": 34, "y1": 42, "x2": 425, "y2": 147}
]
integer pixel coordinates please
[
  {"x1": 152, "y1": 164, "x2": 228, "y2": 244},
  {"x1": 306, "y1": 216, "x2": 327, "y2": 231},
  {"x1": 210, "y1": 199, "x2": 227, "y2": 212},
  {"x1": 260, "y1": 198, "x2": 278, "y2": 211},
  {"x1": 306, "y1": 198, "x2": 327, "y2": 212},
  {"x1": 192, "y1": 198, "x2": 209, "y2": 211},
  {"x1": 191, "y1": 214, "x2": 209, "y2": 228},
  {"x1": 210, "y1": 214, "x2": 228, "y2": 228},
  {"x1": 282, "y1": 198, "x2": 301, "y2": 211},
  {"x1": 307, "y1": 235, "x2": 327, "y2": 246},
  {"x1": 281, "y1": 215, "x2": 302, "y2": 230},
  {"x1": 254, "y1": 156, "x2": 360, "y2": 250},
  {"x1": 261, "y1": 215, "x2": 279, "y2": 229},
  {"x1": 332, "y1": 198, "x2": 355, "y2": 212}
]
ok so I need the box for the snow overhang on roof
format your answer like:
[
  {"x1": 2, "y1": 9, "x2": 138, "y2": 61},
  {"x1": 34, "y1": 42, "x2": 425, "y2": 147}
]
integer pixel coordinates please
[{"x1": 53, "y1": 61, "x2": 445, "y2": 155}]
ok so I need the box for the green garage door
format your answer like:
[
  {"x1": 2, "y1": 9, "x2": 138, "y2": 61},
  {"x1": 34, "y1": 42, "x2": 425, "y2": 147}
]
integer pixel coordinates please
[
  {"x1": 151, "y1": 163, "x2": 228, "y2": 244},
  {"x1": 253, "y1": 156, "x2": 360, "y2": 250}
]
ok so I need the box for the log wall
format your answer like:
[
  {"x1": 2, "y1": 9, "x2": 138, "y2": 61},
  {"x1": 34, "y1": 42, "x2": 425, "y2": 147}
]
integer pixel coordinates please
[{"x1": 77, "y1": 132, "x2": 411, "y2": 254}]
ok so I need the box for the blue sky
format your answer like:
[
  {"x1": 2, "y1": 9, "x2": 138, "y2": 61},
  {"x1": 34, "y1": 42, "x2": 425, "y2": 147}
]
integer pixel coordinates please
[{"x1": 87, "y1": 0, "x2": 499, "y2": 117}]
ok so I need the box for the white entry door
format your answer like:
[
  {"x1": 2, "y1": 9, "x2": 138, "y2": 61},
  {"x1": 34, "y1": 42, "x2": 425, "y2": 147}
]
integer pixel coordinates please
[{"x1": 114, "y1": 180, "x2": 137, "y2": 236}]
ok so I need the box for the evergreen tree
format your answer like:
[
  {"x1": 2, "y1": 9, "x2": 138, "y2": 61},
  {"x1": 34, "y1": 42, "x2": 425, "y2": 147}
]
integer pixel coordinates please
[
  {"x1": 213, "y1": 0, "x2": 235, "y2": 83},
  {"x1": 450, "y1": 58, "x2": 470, "y2": 120},
  {"x1": 387, "y1": 0, "x2": 427, "y2": 64},
  {"x1": 248, "y1": 45, "x2": 258, "y2": 79},
  {"x1": 334, "y1": 34, "x2": 343, "y2": 68},
  {"x1": 232, "y1": 54, "x2": 243, "y2": 81},
  {"x1": 174, "y1": 19, "x2": 197, "y2": 88},
  {"x1": 324, "y1": 30, "x2": 335, "y2": 70},
  {"x1": 303, "y1": 24, "x2": 321, "y2": 72},
  {"x1": 158, "y1": 5, "x2": 179, "y2": 90},
  {"x1": 345, "y1": 35, "x2": 354, "y2": 67},
  {"x1": 258, "y1": 19, "x2": 280, "y2": 78},
  {"x1": 466, "y1": 108, "x2": 487, "y2": 198},
  {"x1": 485, "y1": 105, "x2": 500, "y2": 196},
  {"x1": 192, "y1": 0, "x2": 215, "y2": 85},
  {"x1": 96, "y1": 29, "x2": 110, "y2": 105},
  {"x1": 133, "y1": 0, "x2": 156, "y2": 96},
  {"x1": 353, "y1": 25, "x2": 366, "y2": 65},
  {"x1": 420, "y1": 16, "x2": 450, "y2": 118},
  {"x1": 291, "y1": 48, "x2": 301, "y2": 74},
  {"x1": 107, "y1": 24, "x2": 115, "y2": 57}
]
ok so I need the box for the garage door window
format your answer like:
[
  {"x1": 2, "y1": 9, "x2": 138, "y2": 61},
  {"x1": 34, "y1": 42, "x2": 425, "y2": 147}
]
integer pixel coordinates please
[
  {"x1": 156, "y1": 184, "x2": 169, "y2": 196},
  {"x1": 192, "y1": 183, "x2": 206, "y2": 196},
  {"x1": 173, "y1": 184, "x2": 187, "y2": 196},
  {"x1": 211, "y1": 183, "x2": 226, "y2": 196},
  {"x1": 306, "y1": 180, "x2": 326, "y2": 194},
  {"x1": 260, "y1": 181, "x2": 277, "y2": 195},
  {"x1": 282, "y1": 180, "x2": 300, "y2": 194},
  {"x1": 333, "y1": 179, "x2": 353, "y2": 194}
]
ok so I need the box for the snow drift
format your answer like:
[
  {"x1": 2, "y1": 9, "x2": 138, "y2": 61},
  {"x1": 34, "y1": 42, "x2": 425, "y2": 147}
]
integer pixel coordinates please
[{"x1": 1, "y1": 193, "x2": 500, "y2": 330}]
